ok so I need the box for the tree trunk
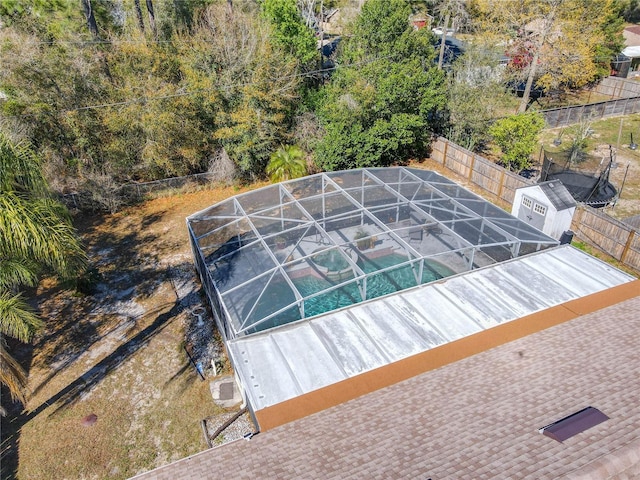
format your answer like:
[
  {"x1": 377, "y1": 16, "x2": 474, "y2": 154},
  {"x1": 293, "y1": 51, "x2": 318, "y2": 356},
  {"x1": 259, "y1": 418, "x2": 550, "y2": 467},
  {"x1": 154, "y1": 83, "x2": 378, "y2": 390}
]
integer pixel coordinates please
[
  {"x1": 146, "y1": 0, "x2": 157, "y2": 37},
  {"x1": 437, "y1": 13, "x2": 450, "y2": 70},
  {"x1": 517, "y1": 1, "x2": 558, "y2": 113},
  {"x1": 518, "y1": 49, "x2": 539, "y2": 113},
  {"x1": 81, "y1": 0, "x2": 100, "y2": 39},
  {"x1": 134, "y1": 0, "x2": 145, "y2": 32}
]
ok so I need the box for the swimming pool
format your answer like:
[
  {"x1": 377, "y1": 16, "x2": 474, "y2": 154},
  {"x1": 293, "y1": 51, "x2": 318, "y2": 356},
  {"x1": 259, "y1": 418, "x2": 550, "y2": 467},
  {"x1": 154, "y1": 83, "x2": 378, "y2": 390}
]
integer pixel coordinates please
[
  {"x1": 242, "y1": 253, "x2": 455, "y2": 334},
  {"x1": 298, "y1": 253, "x2": 454, "y2": 318}
]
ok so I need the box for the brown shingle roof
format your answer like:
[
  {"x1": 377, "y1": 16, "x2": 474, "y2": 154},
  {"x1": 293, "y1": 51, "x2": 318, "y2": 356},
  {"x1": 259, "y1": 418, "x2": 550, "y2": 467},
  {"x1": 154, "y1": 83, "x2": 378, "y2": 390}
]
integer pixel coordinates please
[
  {"x1": 626, "y1": 25, "x2": 640, "y2": 35},
  {"x1": 624, "y1": 25, "x2": 640, "y2": 47},
  {"x1": 133, "y1": 293, "x2": 640, "y2": 479}
]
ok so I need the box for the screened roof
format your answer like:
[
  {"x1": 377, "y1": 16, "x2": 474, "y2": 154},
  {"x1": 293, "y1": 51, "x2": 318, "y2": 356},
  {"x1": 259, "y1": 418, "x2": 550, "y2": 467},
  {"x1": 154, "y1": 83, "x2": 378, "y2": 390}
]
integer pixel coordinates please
[{"x1": 187, "y1": 167, "x2": 558, "y2": 338}]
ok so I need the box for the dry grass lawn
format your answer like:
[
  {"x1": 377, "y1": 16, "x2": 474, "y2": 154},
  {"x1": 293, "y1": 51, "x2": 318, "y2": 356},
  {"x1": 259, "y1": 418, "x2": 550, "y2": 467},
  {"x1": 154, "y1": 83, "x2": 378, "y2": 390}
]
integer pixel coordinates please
[{"x1": 1, "y1": 182, "x2": 267, "y2": 480}]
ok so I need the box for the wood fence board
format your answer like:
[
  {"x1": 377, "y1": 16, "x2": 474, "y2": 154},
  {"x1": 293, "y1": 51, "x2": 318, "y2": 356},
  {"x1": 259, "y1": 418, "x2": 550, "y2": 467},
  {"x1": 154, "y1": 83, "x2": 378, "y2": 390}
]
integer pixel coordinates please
[
  {"x1": 470, "y1": 159, "x2": 501, "y2": 195},
  {"x1": 500, "y1": 173, "x2": 531, "y2": 204},
  {"x1": 595, "y1": 77, "x2": 640, "y2": 98}
]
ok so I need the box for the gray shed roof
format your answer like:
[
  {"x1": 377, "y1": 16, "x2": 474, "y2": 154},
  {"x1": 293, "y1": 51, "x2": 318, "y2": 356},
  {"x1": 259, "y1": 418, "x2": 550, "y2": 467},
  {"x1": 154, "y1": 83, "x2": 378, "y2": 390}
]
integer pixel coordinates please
[
  {"x1": 228, "y1": 244, "x2": 634, "y2": 412},
  {"x1": 538, "y1": 180, "x2": 577, "y2": 211}
]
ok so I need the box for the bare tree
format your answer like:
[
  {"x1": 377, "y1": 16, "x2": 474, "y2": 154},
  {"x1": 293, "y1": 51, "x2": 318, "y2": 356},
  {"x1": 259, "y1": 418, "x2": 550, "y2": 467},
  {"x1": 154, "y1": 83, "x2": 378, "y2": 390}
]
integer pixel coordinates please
[
  {"x1": 516, "y1": 2, "x2": 559, "y2": 113},
  {"x1": 209, "y1": 148, "x2": 237, "y2": 185},
  {"x1": 437, "y1": 13, "x2": 449, "y2": 69},
  {"x1": 434, "y1": 0, "x2": 468, "y2": 69}
]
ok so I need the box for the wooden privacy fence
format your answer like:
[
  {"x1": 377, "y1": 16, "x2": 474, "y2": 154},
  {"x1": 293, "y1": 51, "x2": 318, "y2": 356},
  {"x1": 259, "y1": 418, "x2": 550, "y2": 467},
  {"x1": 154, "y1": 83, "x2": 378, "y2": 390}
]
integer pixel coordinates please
[
  {"x1": 430, "y1": 137, "x2": 640, "y2": 272},
  {"x1": 571, "y1": 206, "x2": 640, "y2": 271},
  {"x1": 430, "y1": 137, "x2": 533, "y2": 205}
]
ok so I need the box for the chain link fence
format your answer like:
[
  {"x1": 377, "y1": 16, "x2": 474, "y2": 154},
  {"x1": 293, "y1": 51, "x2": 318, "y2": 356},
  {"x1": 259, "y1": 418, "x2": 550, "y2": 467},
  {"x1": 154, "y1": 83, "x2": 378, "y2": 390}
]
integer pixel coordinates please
[{"x1": 59, "y1": 172, "x2": 219, "y2": 213}]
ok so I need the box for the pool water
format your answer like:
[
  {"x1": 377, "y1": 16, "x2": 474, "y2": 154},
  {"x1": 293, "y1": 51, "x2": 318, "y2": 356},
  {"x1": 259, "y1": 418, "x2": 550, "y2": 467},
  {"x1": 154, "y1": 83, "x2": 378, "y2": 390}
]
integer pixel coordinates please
[
  {"x1": 297, "y1": 253, "x2": 453, "y2": 318},
  {"x1": 241, "y1": 253, "x2": 454, "y2": 334}
]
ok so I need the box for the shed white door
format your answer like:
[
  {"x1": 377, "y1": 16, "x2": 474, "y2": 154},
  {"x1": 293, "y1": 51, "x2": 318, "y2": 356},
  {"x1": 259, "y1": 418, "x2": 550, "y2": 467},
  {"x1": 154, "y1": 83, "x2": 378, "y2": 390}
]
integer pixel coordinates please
[{"x1": 517, "y1": 195, "x2": 547, "y2": 231}]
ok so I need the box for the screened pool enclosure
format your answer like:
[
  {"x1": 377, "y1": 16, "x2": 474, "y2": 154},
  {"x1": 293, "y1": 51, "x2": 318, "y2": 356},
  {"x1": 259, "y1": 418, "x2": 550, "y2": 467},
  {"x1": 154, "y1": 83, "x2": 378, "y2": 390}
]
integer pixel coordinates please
[{"x1": 187, "y1": 168, "x2": 558, "y2": 339}]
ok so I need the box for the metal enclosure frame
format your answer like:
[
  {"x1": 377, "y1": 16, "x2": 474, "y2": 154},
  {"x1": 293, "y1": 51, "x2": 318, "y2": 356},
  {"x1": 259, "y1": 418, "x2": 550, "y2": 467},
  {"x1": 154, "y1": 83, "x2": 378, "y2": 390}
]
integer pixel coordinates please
[{"x1": 187, "y1": 168, "x2": 558, "y2": 340}]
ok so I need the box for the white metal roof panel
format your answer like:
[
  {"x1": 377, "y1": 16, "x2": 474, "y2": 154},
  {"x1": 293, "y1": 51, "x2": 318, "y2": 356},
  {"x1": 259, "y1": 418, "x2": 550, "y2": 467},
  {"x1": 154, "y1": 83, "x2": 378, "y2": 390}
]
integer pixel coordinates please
[
  {"x1": 349, "y1": 303, "x2": 433, "y2": 360},
  {"x1": 494, "y1": 260, "x2": 577, "y2": 305},
  {"x1": 436, "y1": 276, "x2": 509, "y2": 327},
  {"x1": 227, "y1": 245, "x2": 635, "y2": 411},
  {"x1": 545, "y1": 246, "x2": 635, "y2": 285},
  {"x1": 379, "y1": 296, "x2": 449, "y2": 347},
  {"x1": 311, "y1": 312, "x2": 389, "y2": 376},
  {"x1": 230, "y1": 336, "x2": 303, "y2": 406},
  {"x1": 403, "y1": 286, "x2": 483, "y2": 340},
  {"x1": 477, "y1": 266, "x2": 556, "y2": 311},
  {"x1": 270, "y1": 327, "x2": 347, "y2": 392},
  {"x1": 520, "y1": 254, "x2": 611, "y2": 296},
  {"x1": 463, "y1": 273, "x2": 539, "y2": 322}
]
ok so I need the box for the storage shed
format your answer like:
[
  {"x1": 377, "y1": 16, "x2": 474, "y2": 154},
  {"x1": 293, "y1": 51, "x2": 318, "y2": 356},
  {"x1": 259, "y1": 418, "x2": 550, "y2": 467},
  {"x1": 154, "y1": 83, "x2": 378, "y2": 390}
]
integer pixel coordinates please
[{"x1": 512, "y1": 181, "x2": 576, "y2": 240}]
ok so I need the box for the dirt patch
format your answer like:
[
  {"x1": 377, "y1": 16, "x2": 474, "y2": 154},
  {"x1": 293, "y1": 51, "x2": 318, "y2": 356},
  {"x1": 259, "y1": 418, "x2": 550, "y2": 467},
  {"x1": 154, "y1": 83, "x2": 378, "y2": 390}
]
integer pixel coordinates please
[{"x1": 2, "y1": 183, "x2": 266, "y2": 480}]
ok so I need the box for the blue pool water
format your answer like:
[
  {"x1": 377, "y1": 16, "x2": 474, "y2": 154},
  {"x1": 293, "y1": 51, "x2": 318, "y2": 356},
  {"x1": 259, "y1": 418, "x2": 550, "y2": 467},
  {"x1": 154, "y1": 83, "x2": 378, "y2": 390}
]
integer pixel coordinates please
[
  {"x1": 242, "y1": 254, "x2": 455, "y2": 333},
  {"x1": 242, "y1": 253, "x2": 454, "y2": 334},
  {"x1": 297, "y1": 253, "x2": 454, "y2": 319}
]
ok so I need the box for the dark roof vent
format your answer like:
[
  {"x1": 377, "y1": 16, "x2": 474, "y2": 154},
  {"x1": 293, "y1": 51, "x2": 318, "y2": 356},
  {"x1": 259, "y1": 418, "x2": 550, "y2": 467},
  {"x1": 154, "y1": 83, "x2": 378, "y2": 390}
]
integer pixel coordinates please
[{"x1": 539, "y1": 406, "x2": 608, "y2": 442}]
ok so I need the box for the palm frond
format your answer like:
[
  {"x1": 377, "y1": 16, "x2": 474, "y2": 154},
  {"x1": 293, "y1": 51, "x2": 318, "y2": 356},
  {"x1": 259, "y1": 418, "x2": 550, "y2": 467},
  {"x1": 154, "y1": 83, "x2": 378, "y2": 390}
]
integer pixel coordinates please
[
  {"x1": 0, "y1": 291, "x2": 43, "y2": 342},
  {"x1": 266, "y1": 144, "x2": 307, "y2": 182},
  {"x1": 0, "y1": 341, "x2": 28, "y2": 405},
  {"x1": 0, "y1": 193, "x2": 87, "y2": 279},
  {"x1": 0, "y1": 132, "x2": 48, "y2": 197},
  {"x1": 0, "y1": 257, "x2": 39, "y2": 290}
]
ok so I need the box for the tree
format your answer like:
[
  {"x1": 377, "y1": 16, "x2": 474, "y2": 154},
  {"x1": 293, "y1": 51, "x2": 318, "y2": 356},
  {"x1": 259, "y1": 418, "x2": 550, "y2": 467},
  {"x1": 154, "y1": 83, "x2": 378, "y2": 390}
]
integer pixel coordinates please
[
  {"x1": 431, "y1": 0, "x2": 469, "y2": 69},
  {"x1": 314, "y1": 0, "x2": 447, "y2": 171},
  {"x1": 197, "y1": 3, "x2": 301, "y2": 179},
  {"x1": 623, "y1": 0, "x2": 640, "y2": 22},
  {"x1": 347, "y1": 0, "x2": 412, "y2": 57},
  {"x1": 261, "y1": 0, "x2": 318, "y2": 67},
  {"x1": 446, "y1": 43, "x2": 513, "y2": 152},
  {"x1": 1, "y1": 1, "x2": 307, "y2": 187},
  {"x1": 488, "y1": 112, "x2": 545, "y2": 172},
  {"x1": 1, "y1": 21, "x2": 217, "y2": 186},
  {"x1": 134, "y1": 0, "x2": 145, "y2": 32},
  {"x1": 81, "y1": 0, "x2": 100, "y2": 39},
  {"x1": 472, "y1": 0, "x2": 625, "y2": 112},
  {"x1": 0, "y1": 132, "x2": 86, "y2": 406},
  {"x1": 266, "y1": 144, "x2": 307, "y2": 182}
]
